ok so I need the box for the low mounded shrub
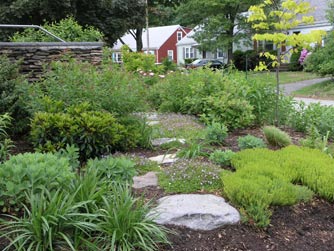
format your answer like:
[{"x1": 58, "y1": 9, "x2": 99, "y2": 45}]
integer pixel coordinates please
[
  {"x1": 0, "y1": 152, "x2": 74, "y2": 213},
  {"x1": 223, "y1": 146, "x2": 334, "y2": 227},
  {"x1": 30, "y1": 108, "x2": 126, "y2": 162},
  {"x1": 237, "y1": 135, "x2": 266, "y2": 150},
  {"x1": 209, "y1": 150, "x2": 236, "y2": 166},
  {"x1": 263, "y1": 126, "x2": 292, "y2": 147},
  {"x1": 204, "y1": 122, "x2": 228, "y2": 144}
]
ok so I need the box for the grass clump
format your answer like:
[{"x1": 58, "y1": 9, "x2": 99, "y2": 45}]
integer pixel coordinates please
[
  {"x1": 263, "y1": 126, "x2": 292, "y2": 147},
  {"x1": 158, "y1": 159, "x2": 222, "y2": 193},
  {"x1": 222, "y1": 146, "x2": 334, "y2": 227},
  {"x1": 237, "y1": 135, "x2": 266, "y2": 150}
]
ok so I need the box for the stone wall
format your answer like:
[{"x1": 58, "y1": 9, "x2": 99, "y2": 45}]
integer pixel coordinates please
[{"x1": 0, "y1": 42, "x2": 103, "y2": 82}]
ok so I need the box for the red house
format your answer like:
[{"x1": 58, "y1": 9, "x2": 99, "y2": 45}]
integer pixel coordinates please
[{"x1": 112, "y1": 25, "x2": 191, "y2": 64}]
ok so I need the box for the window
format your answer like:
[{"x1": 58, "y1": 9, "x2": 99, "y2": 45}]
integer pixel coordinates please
[
  {"x1": 177, "y1": 31, "x2": 183, "y2": 41},
  {"x1": 167, "y1": 50, "x2": 173, "y2": 60},
  {"x1": 185, "y1": 47, "x2": 194, "y2": 59},
  {"x1": 217, "y1": 49, "x2": 225, "y2": 58},
  {"x1": 112, "y1": 52, "x2": 122, "y2": 63},
  {"x1": 257, "y1": 40, "x2": 274, "y2": 51}
]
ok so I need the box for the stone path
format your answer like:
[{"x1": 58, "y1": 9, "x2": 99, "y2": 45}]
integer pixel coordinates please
[{"x1": 131, "y1": 113, "x2": 240, "y2": 230}]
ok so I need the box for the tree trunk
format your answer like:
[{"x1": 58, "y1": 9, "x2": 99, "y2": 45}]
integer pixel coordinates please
[{"x1": 135, "y1": 28, "x2": 143, "y2": 52}]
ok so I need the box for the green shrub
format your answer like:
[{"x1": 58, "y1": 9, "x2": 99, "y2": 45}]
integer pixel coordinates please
[
  {"x1": 0, "y1": 152, "x2": 74, "y2": 213},
  {"x1": 0, "y1": 113, "x2": 13, "y2": 163},
  {"x1": 30, "y1": 108, "x2": 127, "y2": 161},
  {"x1": 288, "y1": 48, "x2": 303, "y2": 71},
  {"x1": 158, "y1": 160, "x2": 222, "y2": 193},
  {"x1": 26, "y1": 59, "x2": 147, "y2": 116},
  {"x1": 209, "y1": 150, "x2": 236, "y2": 166},
  {"x1": 0, "y1": 56, "x2": 30, "y2": 134},
  {"x1": 86, "y1": 157, "x2": 137, "y2": 184},
  {"x1": 204, "y1": 122, "x2": 228, "y2": 144},
  {"x1": 223, "y1": 146, "x2": 334, "y2": 227},
  {"x1": 11, "y1": 16, "x2": 103, "y2": 42},
  {"x1": 237, "y1": 135, "x2": 266, "y2": 150},
  {"x1": 121, "y1": 45, "x2": 156, "y2": 72},
  {"x1": 263, "y1": 126, "x2": 292, "y2": 147}
]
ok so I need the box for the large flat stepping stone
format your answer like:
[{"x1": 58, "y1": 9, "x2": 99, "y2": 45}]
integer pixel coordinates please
[
  {"x1": 149, "y1": 154, "x2": 178, "y2": 164},
  {"x1": 149, "y1": 194, "x2": 240, "y2": 230},
  {"x1": 132, "y1": 172, "x2": 158, "y2": 189},
  {"x1": 151, "y1": 138, "x2": 186, "y2": 147}
]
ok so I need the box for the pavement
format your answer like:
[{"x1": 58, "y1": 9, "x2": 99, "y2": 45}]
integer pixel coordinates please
[{"x1": 280, "y1": 77, "x2": 334, "y2": 106}]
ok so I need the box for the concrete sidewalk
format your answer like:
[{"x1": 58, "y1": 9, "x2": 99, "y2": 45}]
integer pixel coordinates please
[{"x1": 280, "y1": 77, "x2": 334, "y2": 106}]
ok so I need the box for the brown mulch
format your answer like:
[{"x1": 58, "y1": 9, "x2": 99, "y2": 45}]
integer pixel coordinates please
[{"x1": 3, "y1": 127, "x2": 334, "y2": 251}]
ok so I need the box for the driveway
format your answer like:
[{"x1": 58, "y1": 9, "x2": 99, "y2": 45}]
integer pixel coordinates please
[{"x1": 280, "y1": 77, "x2": 334, "y2": 106}]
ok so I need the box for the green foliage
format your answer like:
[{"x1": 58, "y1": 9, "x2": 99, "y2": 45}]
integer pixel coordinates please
[
  {"x1": 11, "y1": 17, "x2": 103, "y2": 42},
  {"x1": 121, "y1": 45, "x2": 156, "y2": 72},
  {"x1": 176, "y1": 141, "x2": 209, "y2": 159},
  {"x1": 30, "y1": 107, "x2": 127, "y2": 162},
  {"x1": 233, "y1": 50, "x2": 259, "y2": 71},
  {"x1": 0, "y1": 152, "x2": 74, "y2": 213},
  {"x1": 159, "y1": 160, "x2": 222, "y2": 193},
  {"x1": 25, "y1": 59, "x2": 147, "y2": 116},
  {"x1": 204, "y1": 122, "x2": 228, "y2": 144},
  {"x1": 86, "y1": 157, "x2": 137, "y2": 184},
  {"x1": 223, "y1": 145, "x2": 334, "y2": 227},
  {"x1": 288, "y1": 102, "x2": 334, "y2": 140},
  {"x1": 263, "y1": 126, "x2": 292, "y2": 147},
  {"x1": 0, "y1": 56, "x2": 30, "y2": 134},
  {"x1": 209, "y1": 149, "x2": 236, "y2": 166},
  {"x1": 288, "y1": 48, "x2": 303, "y2": 71},
  {"x1": 151, "y1": 69, "x2": 264, "y2": 129},
  {"x1": 305, "y1": 31, "x2": 334, "y2": 76},
  {"x1": 0, "y1": 113, "x2": 13, "y2": 163},
  {"x1": 161, "y1": 57, "x2": 177, "y2": 72},
  {"x1": 237, "y1": 135, "x2": 266, "y2": 150},
  {"x1": 300, "y1": 127, "x2": 334, "y2": 157},
  {"x1": 94, "y1": 185, "x2": 171, "y2": 251}
]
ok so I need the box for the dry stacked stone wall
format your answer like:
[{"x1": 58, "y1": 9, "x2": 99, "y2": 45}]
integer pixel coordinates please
[{"x1": 0, "y1": 42, "x2": 103, "y2": 82}]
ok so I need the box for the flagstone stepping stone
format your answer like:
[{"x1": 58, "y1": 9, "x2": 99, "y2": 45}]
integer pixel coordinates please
[
  {"x1": 149, "y1": 194, "x2": 240, "y2": 231},
  {"x1": 151, "y1": 138, "x2": 186, "y2": 147},
  {"x1": 148, "y1": 154, "x2": 178, "y2": 164},
  {"x1": 147, "y1": 121, "x2": 160, "y2": 126},
  {"x1": 132, "y1": 172, "x2": 158, "y2": 189}
]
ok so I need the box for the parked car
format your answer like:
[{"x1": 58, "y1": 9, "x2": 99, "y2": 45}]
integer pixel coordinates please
[{"x1": 186, "y1": 59, "x2": 225, "y2": 69}]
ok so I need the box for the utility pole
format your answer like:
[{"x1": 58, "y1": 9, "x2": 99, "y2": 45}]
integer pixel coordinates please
[{"x1": 146, "y1": 0, "x2": 150, "y2": 54}]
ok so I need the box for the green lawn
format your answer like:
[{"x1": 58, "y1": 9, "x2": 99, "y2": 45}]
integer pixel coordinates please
[
  {"x1": 293, "y1": 79, "x2": 334, "y2": 100},
  {"x1": 248, "y1": 71, "x2": 319, "y2": 85}
]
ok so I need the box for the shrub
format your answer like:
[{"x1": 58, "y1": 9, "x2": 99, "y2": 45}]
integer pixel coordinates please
[
  {"x1": 158, "y1": 159, "x2": 222, "y2": 193},
  {"x1": 237, "y1": 135, "x2": 266, "y2": 150},
  {"x1": 209, "y1": 150, "x2": 236, "y2": 166},
  {"x1": 223, "y1": 146, "x2": 334, "y2": 227},
  {"x1": 0, "y1": 56, "x2": 30, "y2": 134},
  {"x1": 26, "y1": 59, "x2": 147, "y2": 116},
  {"x1": 0, "y1": 113, "x2": 13, "y2": 163},
  {"x1": 86, "y1": 157, "x2": 137, "y2": 184},
  {"x1": 288, "y1": 48, "x2": 303, "y2": 71},
  {"x1": 121, "y1": 45, "x2": 156, "y2": 72},
  {"x1": 0, "y1": 152, "x2": 74, "y2": 213},
  {"x1": 11, "y1": 16, "x2": 103, "y2": 42},
  {"x1": 263, "y1": 126, "x2": 292, "y2": 147},
  {"x1": 30, "y1": 107, "x2": 127, "y2": 162},
  {"x1": 204, "y1": 122, "x2": 228, "y2": 144}
]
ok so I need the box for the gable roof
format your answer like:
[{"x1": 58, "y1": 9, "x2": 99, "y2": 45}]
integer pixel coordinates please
[
  {"x1": 307, "y1": 0, "x2": 329, "y2": 24},
  {"x1": 112, "y1": 25, "x2": 188, "y2": 51}
]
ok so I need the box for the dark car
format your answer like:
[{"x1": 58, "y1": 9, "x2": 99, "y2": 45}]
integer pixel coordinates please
[{"x1": 186, "y1": 59, "x2": 225, "y2": 69}]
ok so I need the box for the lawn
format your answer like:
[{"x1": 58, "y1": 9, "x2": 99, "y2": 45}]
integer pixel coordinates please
[
  {"x1": 248, "y1": 71, "x2": 319, "y2": 85},
  {"x1": 293, "y1": 79, "x2": 334, "y2": 99}
]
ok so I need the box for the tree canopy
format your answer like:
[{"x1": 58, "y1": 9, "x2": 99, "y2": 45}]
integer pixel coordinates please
[{"x1": 176, "y1": 0, "x2": 261, "y2": 62}]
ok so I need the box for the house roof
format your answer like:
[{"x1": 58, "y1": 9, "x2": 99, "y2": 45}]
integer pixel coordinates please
[
  {"x1": 112, "y1": 25, "x2": 187, "y2": 51},
  {"x1": 307, "y1": 0, "x2": 329, "y2": 24},
  {"x1": 176, "y1": 26, "x2": 201, "y2": 47}
]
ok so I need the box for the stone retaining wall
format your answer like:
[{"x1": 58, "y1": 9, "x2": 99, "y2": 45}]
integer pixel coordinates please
[{"x1": 0, "y1": 42, "x2": 103, "y2": 82}]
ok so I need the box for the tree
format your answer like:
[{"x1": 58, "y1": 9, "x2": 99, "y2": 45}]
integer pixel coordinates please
[
  {"x1": 176, "y1": 0, "x2": 261, "y2": 63},
  {"x1": 248, "y1": 0, "x2": 326, "y2": 124},
  {"x1": 0, "y1": 0, "x2": 145, "y2": 45}
]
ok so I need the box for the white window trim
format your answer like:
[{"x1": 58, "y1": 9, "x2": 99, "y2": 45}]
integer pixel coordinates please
[
  {"x1": 185, "y1": 47, "x2": 194, "y2": 59},
  {"x1": 167, "y1": 50, "x2": 174, "y2": 60}
]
